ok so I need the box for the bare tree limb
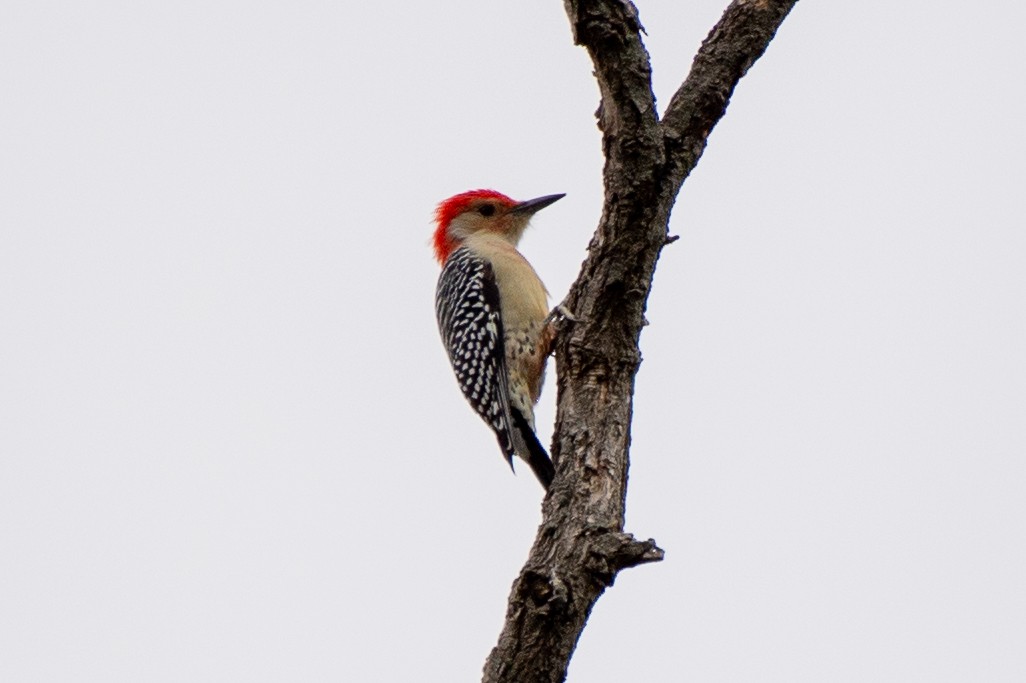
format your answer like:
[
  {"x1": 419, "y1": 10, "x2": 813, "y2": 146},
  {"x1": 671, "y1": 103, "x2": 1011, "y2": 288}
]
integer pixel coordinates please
[
  {"x1": 662, "y1": 0, "x2": 799, "y2": 187},
  {"x1": 483, "y1": 2, "x2": 798, "y2": 681}
]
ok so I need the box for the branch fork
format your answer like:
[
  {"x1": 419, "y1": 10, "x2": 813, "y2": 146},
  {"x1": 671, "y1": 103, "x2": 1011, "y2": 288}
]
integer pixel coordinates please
[{"x1": 486, "y1": 2, "x2": 797, "y2": 680}]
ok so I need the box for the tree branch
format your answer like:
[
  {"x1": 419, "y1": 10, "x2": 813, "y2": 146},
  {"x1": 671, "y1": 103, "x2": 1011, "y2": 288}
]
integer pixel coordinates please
[
  {"x1": 483, "y1": 2, "x2": 798, "y2": 681},
  {"x1": 662, "y1": 0, "x2": 799, "y2": 187}
]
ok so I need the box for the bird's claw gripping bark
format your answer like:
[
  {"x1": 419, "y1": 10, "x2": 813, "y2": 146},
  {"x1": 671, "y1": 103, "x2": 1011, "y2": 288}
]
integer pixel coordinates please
[
  {"x1": 545, "y1": 303, "x2": 581, "y2": 326},
  {"x1": 542, "y1": 303, "x2": 583, "y2": 357}
]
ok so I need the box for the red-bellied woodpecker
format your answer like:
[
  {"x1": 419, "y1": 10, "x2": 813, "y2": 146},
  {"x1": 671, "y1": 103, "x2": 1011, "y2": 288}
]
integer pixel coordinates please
[{"x1": 433, "y1": 189, "x2": 564, "y2": 489}]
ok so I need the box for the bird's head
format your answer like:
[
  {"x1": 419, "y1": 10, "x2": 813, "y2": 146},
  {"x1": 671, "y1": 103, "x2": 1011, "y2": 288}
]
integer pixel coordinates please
[{"x1": 432, "y1": 189, "x2": 564, "y2": 264}]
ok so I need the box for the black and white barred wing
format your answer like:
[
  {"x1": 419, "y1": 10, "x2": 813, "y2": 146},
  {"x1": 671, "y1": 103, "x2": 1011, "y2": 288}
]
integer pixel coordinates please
[{"x1": 435, "y1": 247, "x2": 516, "y2": 465}]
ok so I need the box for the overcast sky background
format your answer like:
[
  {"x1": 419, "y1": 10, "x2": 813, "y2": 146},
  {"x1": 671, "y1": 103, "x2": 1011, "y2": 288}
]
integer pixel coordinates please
[{"x1": 2, "y1": 1, "x2": 1024, "y2": 681}]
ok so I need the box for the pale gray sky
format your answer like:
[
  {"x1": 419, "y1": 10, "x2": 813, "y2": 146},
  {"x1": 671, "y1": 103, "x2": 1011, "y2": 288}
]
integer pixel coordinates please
[{"x1": 2, "y1": 1, "x2": 1024, "y2": 681}]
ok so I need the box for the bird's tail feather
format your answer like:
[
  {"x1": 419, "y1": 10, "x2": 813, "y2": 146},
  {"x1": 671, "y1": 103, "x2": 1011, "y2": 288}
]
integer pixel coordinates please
[{"x1": 510, "y1": 408, "x2": 555, "y2": 489}]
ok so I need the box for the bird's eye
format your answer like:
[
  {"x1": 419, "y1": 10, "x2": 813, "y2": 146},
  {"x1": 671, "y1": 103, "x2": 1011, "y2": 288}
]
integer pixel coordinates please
[{"x1": 478, "y1": 204, "x2": 496, "y2": 217}]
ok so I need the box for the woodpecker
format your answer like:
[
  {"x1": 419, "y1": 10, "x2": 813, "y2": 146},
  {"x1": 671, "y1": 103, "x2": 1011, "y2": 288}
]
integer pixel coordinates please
[{"x1": 433, "y1": 189, "x2": 564, "y2": 489}]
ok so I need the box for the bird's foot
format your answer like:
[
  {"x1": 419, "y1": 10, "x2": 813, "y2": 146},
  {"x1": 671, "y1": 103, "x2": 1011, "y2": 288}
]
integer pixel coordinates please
[{"x1": 545, "y1": 303, "x2": 582, "y2": 325}]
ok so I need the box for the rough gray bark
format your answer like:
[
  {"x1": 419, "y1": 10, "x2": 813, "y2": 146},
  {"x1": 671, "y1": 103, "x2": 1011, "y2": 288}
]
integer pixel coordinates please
[{"x1": 482, "y1": 1, "x2": 798, "y2": 681}]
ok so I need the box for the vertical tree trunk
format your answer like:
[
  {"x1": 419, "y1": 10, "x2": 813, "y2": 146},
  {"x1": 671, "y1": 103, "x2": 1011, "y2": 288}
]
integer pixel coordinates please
[{"x1": 483, "y1": 2, "x2": 799, "y2": 680}]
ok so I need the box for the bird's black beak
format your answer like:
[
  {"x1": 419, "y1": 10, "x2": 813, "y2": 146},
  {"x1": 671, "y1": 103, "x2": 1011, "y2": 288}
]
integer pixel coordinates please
[{"x1": 510, "y1": 193, "x2": 565, "y2": 215}]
